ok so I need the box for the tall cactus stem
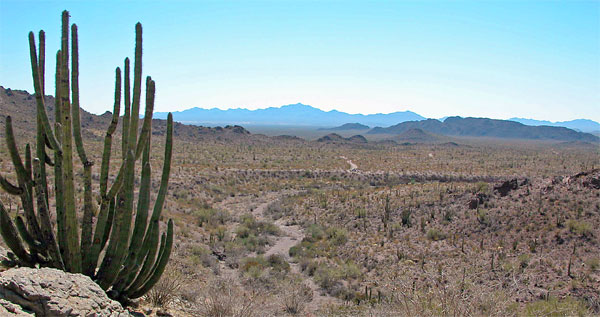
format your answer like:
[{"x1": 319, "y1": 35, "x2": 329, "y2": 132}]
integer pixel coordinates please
[
  {"x1": 134, "y1": 78, "x2": 154, "y2": 159},
  {"x1": 128, "y1": 219, "x2": 173, "y2": 299},
  {"x1": 33, "y1": 158, "x2": 63, "y2": 269},
  {"x1": 28, "y1": 32, "x2": 61, "y2": 152},
  {"x1": 0, "y1": 202, "x2": 33, "y2": 266},
  {"x1": 0, "y1": 174, "x2": 23, "y2": 195},
  {"x1": 122, "y1": 58, "x2": 131, "y2": 158},
  {"x1": 54, "y1": 50, "x2": 67, "y2": 266},
  {"x1": 124, "y1": 222, "x2": 159, "y2": 292},
  {"x1": 5, "y1": 117, "x2": 44, "y2": 248},
  {"x1": 59, "y1": 10, "x2": 82, "y2": 273},
  {"x1": 99, "y1": 68, "x2": 121, "y2": 197},
  {"x1": 70, "y1": 23, "x2": 90, "y2": 166},
  {"x1": 96, "y1": 150, "x2": 135, "y2": 289},
  {"x1": 128, "y1": 23, "x2": 143, "y2": 154},
  {"x1": 38, "y1": 30, "x2": 45, "y2": 96}
]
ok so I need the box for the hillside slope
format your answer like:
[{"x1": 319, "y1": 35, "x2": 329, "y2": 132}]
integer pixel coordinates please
[{"x1": 369, "y1": 117, "x2": 599, "y2": 142}]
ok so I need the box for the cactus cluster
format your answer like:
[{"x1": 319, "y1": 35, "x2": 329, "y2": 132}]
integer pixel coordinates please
[{"x1": 0, "y1": 10, "x2": 174, "y2": 303}]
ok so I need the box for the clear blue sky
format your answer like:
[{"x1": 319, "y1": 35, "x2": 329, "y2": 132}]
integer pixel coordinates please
[{"x1": 1, "y1": 0, "x2": 599, "y2": 122}]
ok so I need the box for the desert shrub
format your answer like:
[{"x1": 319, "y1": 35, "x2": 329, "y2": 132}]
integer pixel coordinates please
[
  {"x1": 314, "y1": 265, "x2": 342, "y2": 294},
  {"x1": 280, "y1": 280, "x2": 312, "y2": 315},
  {"x1": 289, "y1": 245, "x2": 303, "y2": 258},
  {"x1": 341, "y1": 261, "x2": 362, "y2": 279},
  {"x1": 267, "y1": 254, "x2": 290, "y2": 272},
  {"x1": 145, "y1": 266, "x2": 183, "y2": 307},
  {"x1": 240, "y1": 256, "x2": 268, "y2": 279},
  {"x1": 213, "y1": 225, "x2": 228, "y2": 241},
  {"x1": 234, "y1": 215, "x2": 280, "y2": 253},
  {"x1": 289, "y1": 239, "x2": 324, "y2": 259},
  {"x1": 524, "y1": 296, "x2": 588, "y2": 316},
  {"x1": 199, "y1": 277, "x2": 258, "y2": 317},
  {"x1": 189, "y1": 245, "x2": 218, "y2": 270},
  {"x1": 238, "y1": 234, "x2": 269, "y2": 253},
  {"x1": 585, "y1": 257, "x2": 599, "y2": 271},
  {"x1": 326, "y1": 226, "x2": 348, "y2": 246},
  {"x1": 196, "y1": 208, "x2": 229, "y2": 228},
  {"x1": 518, "y1": 254, "x2": 530, "y2": 269},
  {"x1": 265, "y1": 200, "x2": 287, "y2": 220},
  {"x1": 566, "y1": 220, "x2": 593, "y2": 237},
  {"x1": 474, "y1": 182, "x2": 489, "y2": 193},
  {"x1": 307, "y1": 224, "x2": 326, "y2": 240},
  {"x1": 477, "y1": 209, "x2": 490, "y2": 226},
  {"x1": 239, "y1": 214, "x2": 280, "y2": 236},
  {"x1": 426, "y1": 228, "x2": 447, "y2": 241}
]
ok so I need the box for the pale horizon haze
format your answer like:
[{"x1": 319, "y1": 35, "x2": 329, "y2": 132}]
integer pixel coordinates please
[{"x1": 1, "y1": 0, "x2": 599, "y2": 122}]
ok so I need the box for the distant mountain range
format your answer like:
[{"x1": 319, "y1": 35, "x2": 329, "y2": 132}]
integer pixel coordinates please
[
  {"x1": 2, "y1": 84, "x2": 597, "y2": 144},
  {"x1": 509, "y1": 118, "x2": 600, "y2": 133},
  {"x1": 154, "y1": 103, "x2": 425, "y2": 127},
  {"x1": 369, "y1": 117, "x2": 599, "y2": 142},
  {"x1": 156, "y1": 104, "x2": 599, "y2": 134}
]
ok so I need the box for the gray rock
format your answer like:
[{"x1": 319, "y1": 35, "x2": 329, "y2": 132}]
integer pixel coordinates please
[
  {"x1": 0, "y1": 267, "x2": 130, "y2": 316},
  {"x1": 0, "y1": 298, "x2": 33, "y2": 316}
]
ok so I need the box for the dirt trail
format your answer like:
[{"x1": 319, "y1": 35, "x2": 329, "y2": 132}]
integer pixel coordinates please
[
  {"x1": 340, "y1": 155, "x2": 358, "y2": 171},
  {"x1": 217, "y1": 190, "x2": 339, "y2": 313}
]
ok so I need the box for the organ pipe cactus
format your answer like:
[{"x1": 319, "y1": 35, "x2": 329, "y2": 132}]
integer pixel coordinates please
[{"x1": 0, "y1": 10, "x2": 174, "y2": 303}]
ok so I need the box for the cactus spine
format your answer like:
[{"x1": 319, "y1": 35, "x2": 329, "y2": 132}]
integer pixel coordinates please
[{"x1": 0, "y1": 10, "x2": 174, "y2": 303}]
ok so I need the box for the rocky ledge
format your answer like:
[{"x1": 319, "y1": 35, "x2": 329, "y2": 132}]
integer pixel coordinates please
[{"x1": 0, "y1": 266, "x2": 130, "y2": 316}]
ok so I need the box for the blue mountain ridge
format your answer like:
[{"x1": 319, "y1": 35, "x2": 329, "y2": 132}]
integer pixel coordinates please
[
  {"x1": 154, "y1": 103, "x2": 425, "y2": 127},
  {"x1": 154, "y1": 103, "x2": 599, "y2": 136},
  {"x1": 509, "y1": 118, "x2": 600, "y2": 133}
]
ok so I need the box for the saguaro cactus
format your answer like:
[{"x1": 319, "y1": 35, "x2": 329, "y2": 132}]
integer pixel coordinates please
[{"x1": 0, "y1": 10, "x2": 174, "y2": 303}]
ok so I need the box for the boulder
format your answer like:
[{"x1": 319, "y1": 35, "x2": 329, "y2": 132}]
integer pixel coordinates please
[
  {"x1": 0, "y1": 267, "x2": 130, "y2": 316},
  {"x1": 494, "y1": 179, "x2": 519, "y2": 197}
]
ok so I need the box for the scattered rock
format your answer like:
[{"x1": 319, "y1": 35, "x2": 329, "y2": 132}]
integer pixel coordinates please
[
  {"x1": 494, "y1": 179, "x2": 520, "y2": 197},
  {"x1": 0, "y1": 267, "x2": 130, "y2": 316}
]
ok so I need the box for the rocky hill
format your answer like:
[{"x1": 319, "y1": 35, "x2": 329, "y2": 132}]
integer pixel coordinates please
[
  {"x1": 316, "y1": 133, "x2": 368, "y2": 144},
  {"x1": 319, "y1": 123, "x2": 370, "y2": 131},
  {"x1": 369, "y1": 116, "x2": 600, "y2": 142},
  {"x1": 0, "y1": 86, "x2": 251, "y2": 141},
  {"x1": 394, "y1": 128, "x2": 444, "y2": 143}
]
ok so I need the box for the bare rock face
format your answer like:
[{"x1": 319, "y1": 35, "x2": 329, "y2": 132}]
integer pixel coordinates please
[
  {"x1": 494, "y1": 178, "x2": 522, "y2": 197},
  {"x1": 0, "y1": 299, "x2": 33, "y2": 316},
  {"x1": 0, "y1": 267, "x2": 130, "y2": 316}
]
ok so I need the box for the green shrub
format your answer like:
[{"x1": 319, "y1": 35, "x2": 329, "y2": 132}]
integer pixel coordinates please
[
  {"x1": 326, "y1": 227, "x2": 348, "y2": 246},
  {"x1": 240, "y1": 256, "x2": 267, "y2": 273},
  {"x1": 426, "y1": 228, "x2": 447, "y2": 241},
  {"x1": 313, "y1": 265, "x2": 341, "y2": 292},
  {"x1": 267, "y1": 254, "x2": 290, "y2": 272},
  {"x1": 566, "y1": 220, "x2": 593, "y2": 237},
  {"x1": 196, "y1": 208, "x2": 229, "y2": 228},
  {"x1": 524, "y1": 296, "x2": 588, "y2": 316},
  {"x1": 307, "y1": 224, "x2": 326, "y2": 240},
  {"x1": 585, "y1": 257, "x2": 599, "y2": 271},
  {"x1": 341, "y1": 261, "x2": 361, "y2": 279}
]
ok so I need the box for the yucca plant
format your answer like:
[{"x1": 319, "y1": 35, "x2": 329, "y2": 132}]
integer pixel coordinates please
[{"x1": 0, "y1": 10, "x2": 174, "y2": 303}]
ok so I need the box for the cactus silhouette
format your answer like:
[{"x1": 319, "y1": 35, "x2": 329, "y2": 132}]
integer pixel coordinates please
[{"x1": 0, "y1": 10, "x2": 174, "y2": 303}]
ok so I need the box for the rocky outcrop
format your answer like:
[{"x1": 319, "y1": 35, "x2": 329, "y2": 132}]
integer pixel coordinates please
[
  {"x1": 494, "y1": 178, "x2": 528, "y2": 197},
  {"x1": 0, "y1": 267, "x2": 130, "y2": 316}
]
